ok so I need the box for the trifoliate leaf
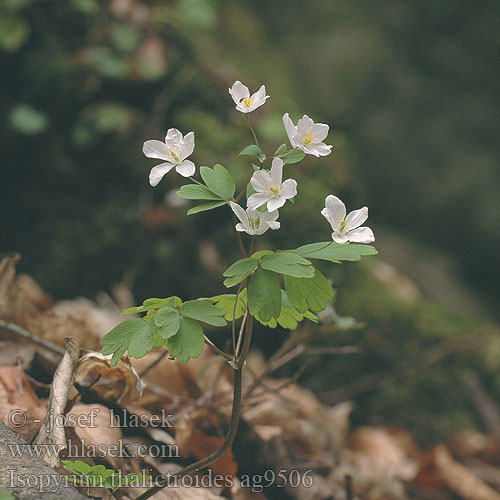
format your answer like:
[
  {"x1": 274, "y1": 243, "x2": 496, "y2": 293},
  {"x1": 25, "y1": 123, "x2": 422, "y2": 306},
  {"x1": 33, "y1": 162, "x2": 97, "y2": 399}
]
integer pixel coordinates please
[
  {"x1": 166, "y1": 316, "x2": 204, "y2": 364},
  {"x1": 281, "y1": 148, "x2": 305, "y2": 164},
  {"x1": 154, "y1": 306, "x2": 181, "y2": 338},
  {"x1": 251, "y1": 250, "x2": 274, "y2": 259},
  {"x1": 260, "y1": 251, "x2": 314, "y2": 278},
  {"x1": 274, "y1": 143, "x2": 288, "y2": 156},
  {"x1": 180, "y1": 300, "x2": 227, "y2": 327},
  {"x1": 176, "y1": 184, "x2": 222, "y2": 200},
  {"x1": 223, "y1": 257, "x2": 259, "y2": 287},
  {"x1": 210, "y1": 289, "x2": 247, "y2": 321},
  {"x1": 187, "y1": 200, "x2": 226, "y2": 215},
  {"x1": 239, "y1": 144, "x2": 263, "y2": 158},
  {"x1": 101, "y1": 318, "x2": 155, "y2": 365},
  {"x1": 296, "y1": 241, "x2": 378, "y2": 262},
  {"x1": 284, "y1": 268, "x2": 334, "y2": 313},
  {"x1": 248, "y1": 267, "x2": 282, "y2": 321},
  {"x1": 199, "y1": 164, "x2": 235, "y2": 200}
]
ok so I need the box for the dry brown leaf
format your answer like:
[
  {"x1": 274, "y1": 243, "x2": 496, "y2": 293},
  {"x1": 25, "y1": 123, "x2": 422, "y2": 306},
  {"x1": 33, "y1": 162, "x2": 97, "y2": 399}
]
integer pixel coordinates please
[
  {"x1": 133, "y1": 486, "x2": 224, "y2": 500},
  {"x1": 0, "y1": 340, "x2": 37, "y2": 368},
  {"x1": 175, "y1": 410, "x2": 237, "y2": 479},
  {"x1": 416, "y1": 444, "x2": 500, "y2": 500},
  {"x1": 74, "y1": 352, "x2": 143, "y2": 404},
  {"x1": 34, "y1": 337, "x2": 80, "y2": 467},
  {"x1": 66, "y1": 403, "x2": 124, "y2": 469},
  {"x1": 0, "y1": 364, "x2": 45, "y2": 441}
]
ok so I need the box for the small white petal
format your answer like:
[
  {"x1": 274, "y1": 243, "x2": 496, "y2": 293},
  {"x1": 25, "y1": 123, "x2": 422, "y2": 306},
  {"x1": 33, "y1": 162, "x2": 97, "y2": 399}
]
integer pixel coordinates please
[
  {"x1": 247, "y1": 192, "x2": 270, "y2": 210},
  {"x1": 310, "y1": 123, "x2": 329, "y2": 142},
  {"x1": 149, "y1": 162, "x2": 175, "y2": 186},
  {"x1": 270, "y1": 157, "x2": 284, "y2": 183},
  {"x1": 230, "y1": 201, "x2": 249, "y2": 225},
  {"x1": 323, "y1": 195, "x2": 346, "y2": 231},
  {"x1": 250, "y1": 170, "x2": 272, "y2": 192},
  {"x1": 282, "y1": 113, "x2": 298, "y2": 148},
  {"x1": 267, "y1": 221, "x2": 280, "y2": 230},
  {"x1": 280, "y1": 179, "x2": 297, "y2": 199},
  {"x1": 347, "y1": 227, "x2": 375, "y2": 244},
  {"x1": 165, "y1": 128, "x2": 183, "y2": 144},
  {"x1": 229, "y1": 81, "x2": 250, "y2": 105},
  {"x1": 235, "y1": 223, "x2": 251, "y2": 234},
  {"x1": 181, "y1": 131, "x2": 195, "y2": 158},
  {"x1": 297, "y1": 115, "x2": 314, "y2": 135},
  {"x1": 176, "y1": 160, "x2": 196, "y2": 177},
  {"x1": 267, "y1": 197, "x2": 286, "y2": 212},
  {"x1": 308, "y1": 142, "x2": 332, "y2": 157},
  {"x1": 344, "y1": 207, "x2": 368, "y2": 231},
  {"x1": 143, "y1": 140, "x2": 169, "y2": 160},
  {"x1": 332, "y1": 232, "x2": 349, "y2": 244}
]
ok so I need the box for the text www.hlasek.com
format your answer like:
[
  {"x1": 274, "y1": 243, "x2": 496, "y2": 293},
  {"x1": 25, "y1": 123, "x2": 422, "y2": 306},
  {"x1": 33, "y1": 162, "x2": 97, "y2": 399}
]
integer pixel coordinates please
[{"x1": 8, "y1": 439, "x2": 179, "y2": 459}]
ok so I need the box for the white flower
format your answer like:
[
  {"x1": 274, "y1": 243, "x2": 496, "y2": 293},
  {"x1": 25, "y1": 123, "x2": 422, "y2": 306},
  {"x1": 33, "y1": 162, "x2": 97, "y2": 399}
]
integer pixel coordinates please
[
  {"x1": 143, "y1": 128, "x2": 195, "y2": 186},
  {"x1": 321, "y1": 195, "x2": 374, "y2": 244},
  {"x1": 247, "y1": 157, "x2": 297, "y2": 212},
  {"x1": 229, "y1": 80, "x2": 269, "y2": 113},
  {"x1": 283, "y1": 113, "x2": 332, "y2": 157},
  {"x1": 230, "y1": 202, "x2": 280, "y2": 236}
]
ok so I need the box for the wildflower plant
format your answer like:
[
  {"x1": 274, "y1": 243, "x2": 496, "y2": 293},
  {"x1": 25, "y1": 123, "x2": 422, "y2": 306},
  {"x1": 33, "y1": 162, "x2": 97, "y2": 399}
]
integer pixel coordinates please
[{"x1": 101, "y1": 80, "x2": 377, "y2": 499}]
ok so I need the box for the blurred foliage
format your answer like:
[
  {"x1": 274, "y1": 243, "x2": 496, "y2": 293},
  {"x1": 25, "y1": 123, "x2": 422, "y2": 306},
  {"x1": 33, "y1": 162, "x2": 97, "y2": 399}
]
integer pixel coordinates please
[{"x1": 1, "y1": 0, "x2": 499, "y2": 444}]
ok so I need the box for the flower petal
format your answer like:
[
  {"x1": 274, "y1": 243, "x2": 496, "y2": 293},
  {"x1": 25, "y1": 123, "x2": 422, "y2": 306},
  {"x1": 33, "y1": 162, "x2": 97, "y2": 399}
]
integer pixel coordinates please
[
  {"x1": 247, "y1": 192, "x2": 270, "y2": 210},
  {"x1": 267, "y1": 197, "x2": 286, "y2": 212},
  {"x1": 267, "y1": 221, "x2": 280, "y2": 230},
  {"x1": 250, "y1": 85, "x2": 269, "y2": 108},
  {"x1": 181, "y1": 131, "x2": 195, "y2": 158},
  {"x1": 230, "y1": 201, "x2": 249, "y2": 226},
  {"x1": 281, "y1": 179, "x2": 297, "y2": 199},
  {"x1": 323, "y1": 195, "x2": 346, "y2": 231},
  {"x1": 270, "y1": 157, "x2": 283, "y2": 183},
  {"x1": 310, "y1": 122, "x2": 329, "y2": 142},
  {"x1": 347, "y1": 226, "x2": 375, "y2": 244},
  {"x1": 165, "y1": 128, "x2": 182, "y2": 144},
  {"x1": 344, "y1": 207, "x2": 368, "y2": 231},
  {"x1": 235, "y1": 223, "x2": 251, "y2": 234},
  {"x1": 176, "y1": 160, "x2": 196, "y2": 177},
  {"x1": 250, "y1": 170, "x2": 271, "y2": 192},
  {"x1": 149, "y1": 162, "x2": 175, "y2": 186},
  {"x1": 143, "y1": 140, "x2": 169, "y2": 160},
  {"x1": 332, "y1": 232, "x2": 349, "y2": 244},
  {"x1": 229, "y1": 81, "x2": 250, "y2": 105},
  {"x1": 307, "y1": 142, "x2": 332, "y2": 157},
  {"x1": 283, "y1": 113, "x2": 298, "y2": 147},
  {"x1": 297, "y1": 115, "x2": 314, "y2": 135}
]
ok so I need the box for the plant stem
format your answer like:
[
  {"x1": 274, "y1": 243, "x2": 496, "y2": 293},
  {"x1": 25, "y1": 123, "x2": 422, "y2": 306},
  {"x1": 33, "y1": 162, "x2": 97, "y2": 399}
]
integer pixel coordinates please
[
  {"x1": 204, "y1": 336, "x2": 232, "y2": 361},
  {"x1": 134, "y1": 367, "x2": 244, "y2": 500},
  {"x1": 245, "y1": 115, "x2": 260, "y2": 150},
  {"x1": 237, "y1": 314, "x2": 253, "y2": 369}
]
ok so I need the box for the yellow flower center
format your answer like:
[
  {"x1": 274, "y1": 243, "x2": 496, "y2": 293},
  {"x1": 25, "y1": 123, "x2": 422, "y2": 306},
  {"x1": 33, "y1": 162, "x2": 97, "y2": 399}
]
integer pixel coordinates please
[
  {"x1": 302, "y1": 133, "x2": 315, "y2": 145},
  {"x1": 241, "y1": 97, "x2": 254, "y2": 108}
]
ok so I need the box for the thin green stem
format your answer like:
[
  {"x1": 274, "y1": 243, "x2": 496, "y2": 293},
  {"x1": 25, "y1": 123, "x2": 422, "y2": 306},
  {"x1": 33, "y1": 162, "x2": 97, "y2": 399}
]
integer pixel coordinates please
[
  {"x1": 245, "y1": 114, "x2": 260, "y2": 150},
  {"x1": 231, "y1": 282, "x2": 245, "y2": 354},
  {"x1": 134, "y1": 368, "x2": 243, "y2": 500},
  {"x1": 204, "y1": 336, "x2": 232, "y2": 361},
  {"x1": 237, "y1": 314, "x2": 253, "y2": 369}
]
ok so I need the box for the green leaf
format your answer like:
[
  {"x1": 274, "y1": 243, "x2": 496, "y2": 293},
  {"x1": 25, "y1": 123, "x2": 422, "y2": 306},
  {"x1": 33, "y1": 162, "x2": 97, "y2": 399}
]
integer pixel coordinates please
[
  {"x1": 296, "y1": 241, "x2": 378, "y2": 262},
  {"x1": 284, "y1": 268, "x2": 334, "y2": 313},
  {"x1": 239, "y1": 144, "x2": 263, "y2": 158},
  {"x1": 122, "y1": 296, "x2": 180, "y2": 314},
  {"x1": 199, "y1": 164, "x2": 235, "y2": 200},
  {"x1": 166, "y1": 316, "x2": 204, "y2": 364},
  {"x1": 101, "y1": 318, "x2": 155, "y2": 365},
  {"x1": 223, "y1": 257, "x2": 259, "y2": 287},
  {"x1": 180, "y1": 300, "x2": 227, "y2": 327},
  {"x1": 0, "y1": 493, "x2": 15, "y2": 500},
  {"x1": 281, "y1": 148, "x2": 305, "y2": 164},
  {"x1": 260, "y1": 251, "x2": 314, "y2": 278},
  {"x1": 176, "y1": 184, "x2": 222, "y2": 201},
  {"x1": 154, "y1": 306, "x2": 181, "y2": 338},
  {"x1": 274, "y1": 143, "x2": 288, "y2": 156},
  {"x1": 248, "y1": 267, "x2": 282, "y2": 321},
  {"x1": 187, "y1": 201, "x2": 226, "y2": 215},
  {"x1": 210, "y1": 290, "x2": 247, "y2": 321},
  {"x1": 0, "y1": 15, "x2": 29, "y2": 52},
  {"x1": 153, "y1": 333, "x2": 165, "y2": 349},
  {"x1": 251, "y1": 250, "x2": 274, "y2": 259},
  {"x1": 246, "y1": 181, "x2": 256, "y2": 200}
]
